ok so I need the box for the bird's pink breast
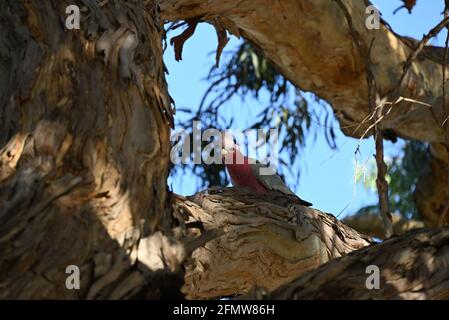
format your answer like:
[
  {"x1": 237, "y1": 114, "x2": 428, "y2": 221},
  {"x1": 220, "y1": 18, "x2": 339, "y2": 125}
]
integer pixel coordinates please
[{"x1": 225, "y1": 152, "x2": 268, "y2": 193}]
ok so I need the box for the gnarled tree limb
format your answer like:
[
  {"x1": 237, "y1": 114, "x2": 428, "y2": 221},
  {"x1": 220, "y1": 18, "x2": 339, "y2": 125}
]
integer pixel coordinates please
[
  {"x1": 172, "y1": 188, "x2": 449, "y2": 300},
  {"x1": 268, "y1": 227, "x2": 449, "y2": 299},
  {"x1": 172, "y1": 187, "x2": 372, "y2": 299}
]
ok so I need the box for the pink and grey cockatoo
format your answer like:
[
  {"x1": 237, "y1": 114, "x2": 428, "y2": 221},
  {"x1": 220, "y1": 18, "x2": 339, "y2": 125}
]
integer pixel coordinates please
[{"x1": 221, "y1": 133, "x2": 312, "y2": 207}]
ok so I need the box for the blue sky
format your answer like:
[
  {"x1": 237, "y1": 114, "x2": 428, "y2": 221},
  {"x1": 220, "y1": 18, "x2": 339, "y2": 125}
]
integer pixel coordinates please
[{"x1": 165, "y1": 0, "x2": 445, "y2": 218}]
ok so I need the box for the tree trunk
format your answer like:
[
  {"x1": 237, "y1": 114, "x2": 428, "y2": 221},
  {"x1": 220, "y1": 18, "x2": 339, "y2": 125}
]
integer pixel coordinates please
[{"x1": 0, "y1": 0, "x2": 180, "y2": 299}]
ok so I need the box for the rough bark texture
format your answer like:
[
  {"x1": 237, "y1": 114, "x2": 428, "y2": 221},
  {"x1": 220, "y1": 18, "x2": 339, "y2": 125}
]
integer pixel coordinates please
[
  {"x1": 0, "y1": 0, "x2": 181, "y2": 299},
  {"x1": 172, "y1": 187, "x2": 371, "y2": 299},
  {"x1": 414, "y1": 143, "x2": 449, "y2": 227},
  {"x1": 267, "y1": 227, "x2": 449, "y2": 299}
]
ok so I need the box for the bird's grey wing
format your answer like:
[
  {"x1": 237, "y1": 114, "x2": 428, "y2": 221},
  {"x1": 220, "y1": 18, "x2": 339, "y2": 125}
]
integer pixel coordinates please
[
  {"x1": 251, "y1": 162, "x2": 313, "y2": 206},
  {"x1": 250, "y1": 162, "x2": 296, "y2": 196}
]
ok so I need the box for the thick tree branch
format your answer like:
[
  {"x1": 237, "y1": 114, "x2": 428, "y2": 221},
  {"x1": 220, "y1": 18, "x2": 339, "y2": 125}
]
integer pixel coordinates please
[
  {"x1": 172, "y1": 188, "x2": 449, "y2": 300},
  {"x1": 343, "y1": 211, "x2": 425, "y2": 239},
  {"x1": 268, "y1": 227, "x2": 449, "y2": 299},
  {"x1": 171, "y1": 187, "x2": 372, "y2": 299}
]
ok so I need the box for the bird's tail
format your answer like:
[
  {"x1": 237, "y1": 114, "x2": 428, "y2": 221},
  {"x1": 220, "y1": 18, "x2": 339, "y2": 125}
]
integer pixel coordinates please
[
  {"x1": 296, "y1": 197, "x2": 313, "y2": 207},
  {"x1": 276, "y1": 184, "x2": 312, "y2": 207}
]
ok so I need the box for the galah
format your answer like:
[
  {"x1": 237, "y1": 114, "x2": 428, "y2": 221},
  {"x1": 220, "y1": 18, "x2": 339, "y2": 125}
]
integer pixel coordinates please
[{"x1": 221, "y1": 133, "x2": 312, "y2": 207}]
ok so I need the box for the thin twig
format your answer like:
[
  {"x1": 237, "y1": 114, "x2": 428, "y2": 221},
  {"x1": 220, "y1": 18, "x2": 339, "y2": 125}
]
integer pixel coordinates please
[{"x1": 389, "y1": 16, "x2": 449, "y2": 96}]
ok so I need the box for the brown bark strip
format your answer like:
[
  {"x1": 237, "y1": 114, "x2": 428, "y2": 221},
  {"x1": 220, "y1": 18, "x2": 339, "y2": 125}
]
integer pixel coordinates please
[
  {"x1": 170, "y1": 20, "x2": 198, "y2": 61},
  {"x1": 211, "y1": 18, "x2": 230, "y2": 68},
  {"x1": 393, "y1": 0, "x2": 417, "y2": 15}
]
